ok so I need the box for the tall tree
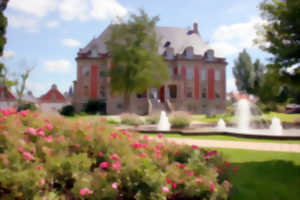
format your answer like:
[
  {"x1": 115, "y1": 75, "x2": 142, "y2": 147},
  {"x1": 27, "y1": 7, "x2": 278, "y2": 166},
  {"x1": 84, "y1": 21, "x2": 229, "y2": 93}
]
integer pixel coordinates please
[
  {"x1": 105, "y1": 9, "x2": 169, "y2": 111},
  {"x1": 15, "y1": 69, "x2": 32, "y2": 105},
  {"x1": 233, "y1": 49, "x2": 264, "y2": 95},
  {"x1": 257, "y1": 0, "x2": 300, "y2": 89}
]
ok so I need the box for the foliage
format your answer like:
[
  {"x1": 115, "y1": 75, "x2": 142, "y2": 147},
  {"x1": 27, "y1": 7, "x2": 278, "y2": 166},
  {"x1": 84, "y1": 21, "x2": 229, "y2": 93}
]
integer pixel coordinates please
[
  {"x1": 83, "y1": 99, "x2": 106, "y2": 114},
  {"x1": 146, "y1": 113, "x2": 160, "y2": 124},
  {"x1": 106, "y1": 9, "x2": 169, "y2": 111},
  {"x1": 120, "y1": 113, "x2": 143, "y2": 126},
  {"x1": 233, "y1": 49, "x2": 264, "y2": 95},
  {"x1": 169, "y1": 111, "x2": 192, "y2": 128},
  {"x1": 0, "y1": 108, "x2": 232, "y2": 199},
  {"x1": 17, "y1": 102, "x2": 37, "y2": 112},
  {"x1": 60, "y1": 105, "x2": 75, "y2": 116}
]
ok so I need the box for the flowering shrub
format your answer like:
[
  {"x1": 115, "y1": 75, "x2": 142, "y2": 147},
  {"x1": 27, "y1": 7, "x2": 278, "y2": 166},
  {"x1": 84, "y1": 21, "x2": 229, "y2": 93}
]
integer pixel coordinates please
[
  {"x1": 0, "y1": 107, "x2": 234, "y2": 199},
  {"x1": 169, "y1": 111, "x2": 192, "y2": 128},
  {"x1": 120, "y1": 113, "x2": 143, "y2": 126},
  {"x1": 146, "y1": 114, "x2": 160, "y2": 124}
]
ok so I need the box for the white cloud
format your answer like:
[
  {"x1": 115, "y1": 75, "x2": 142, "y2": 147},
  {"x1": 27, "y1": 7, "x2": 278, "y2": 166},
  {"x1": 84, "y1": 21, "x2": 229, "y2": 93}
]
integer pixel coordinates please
[
  {"x1": 9, "y1": 0, "x2": 58, "y2": 17},
  {"x1": 7, "y1": 13, "x2": 39, "y2": 32},
  {"x1": 26, "y1": 80, "x2": 48, "y2": 96},
  {"x1": 211, "y1": 17, "x2": 267, "y2": 57},
  {"x1": 44, "y1": 59, "x2": 72, "y2": 73},
  {"x1": 46, "y1": 20, "x2": 60, "y2": 28},
  {"x1": 58, "y1": 0, "x2": 90, "y2": 21},
  {"x1": 61, "y1": 38, "x2": 81, "y2": 47},
  {"x1": 91, "y1": 0, "x2": 127, "y2": 20},
  {"x1": 1, "y1": 50, "x2": 15, "y2": 60}
]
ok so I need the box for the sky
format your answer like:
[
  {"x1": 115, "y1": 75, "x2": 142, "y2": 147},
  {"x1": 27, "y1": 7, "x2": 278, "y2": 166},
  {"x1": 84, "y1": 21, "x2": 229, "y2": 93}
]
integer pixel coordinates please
[{"x1": 1, "y1": 0, "x2": 271, "y2": 97}]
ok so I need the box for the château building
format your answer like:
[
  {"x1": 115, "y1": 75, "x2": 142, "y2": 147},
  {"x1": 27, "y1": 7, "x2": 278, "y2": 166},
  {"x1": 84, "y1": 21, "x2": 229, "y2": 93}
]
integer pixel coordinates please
[{"x1": 73, "y1": 22, "x2": 227, "y2": 115}]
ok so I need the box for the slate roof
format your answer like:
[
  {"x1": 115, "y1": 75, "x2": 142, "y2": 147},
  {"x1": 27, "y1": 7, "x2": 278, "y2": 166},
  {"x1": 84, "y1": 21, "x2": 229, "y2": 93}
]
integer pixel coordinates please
[
  {"x1": 39, "y1": 84, "x2": 67, "y2": 103},
  {"x1": 78, "y1": 25, "x2": 211, "y2": 56}
]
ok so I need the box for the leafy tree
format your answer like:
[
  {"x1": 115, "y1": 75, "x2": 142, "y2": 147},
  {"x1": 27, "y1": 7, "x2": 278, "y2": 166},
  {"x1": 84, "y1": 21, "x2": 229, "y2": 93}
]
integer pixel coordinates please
[
  {"x1": 105, "y1": 9, "x2": 169, "y2": 111},
  {"x1": 257, "y1": 0, "x2": 300, "y2": 89},
  {"x1": 233, "y1": 49, "x2": 264, "y2": 95}
]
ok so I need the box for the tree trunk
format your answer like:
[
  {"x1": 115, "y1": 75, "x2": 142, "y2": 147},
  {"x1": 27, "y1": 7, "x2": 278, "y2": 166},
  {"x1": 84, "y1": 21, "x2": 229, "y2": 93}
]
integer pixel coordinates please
[{"x1": 123, "y1": 93, "x2": 131, "y2": 112}]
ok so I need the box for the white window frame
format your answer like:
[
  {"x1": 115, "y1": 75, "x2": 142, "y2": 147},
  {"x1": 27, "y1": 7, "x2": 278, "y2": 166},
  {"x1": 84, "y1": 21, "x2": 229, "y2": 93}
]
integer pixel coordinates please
[
  {"x1": 215, "y1": 70, "x2": 220, "y2": 81},
  {"x1": 187, "y1": 67, "x2": 194, "y2": 80},
  {"x1": 201, "y1": 69, "x2": 207, "y2": 81}
]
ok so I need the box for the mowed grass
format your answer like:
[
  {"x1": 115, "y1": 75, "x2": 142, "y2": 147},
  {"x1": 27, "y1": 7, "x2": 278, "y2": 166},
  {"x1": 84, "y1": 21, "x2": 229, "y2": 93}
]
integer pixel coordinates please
[
  {"x1": 217, "y1": 148, "x2": 300, "y2": 200},
  {"x1": 193, "y1": 112, "x2": 300, "y2": 123}
]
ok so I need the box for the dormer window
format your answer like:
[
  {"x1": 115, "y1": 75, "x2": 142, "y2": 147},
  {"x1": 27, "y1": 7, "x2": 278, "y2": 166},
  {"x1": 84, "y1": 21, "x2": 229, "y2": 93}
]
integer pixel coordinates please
[
  {"x1": 90, "y1": 49, "x2": 98, "y2": 58},
  {"x1": 185, "y1": 47, "x2": 193, "y2": 59},
  {"x1": 205, "y1": 49, "x2": 214, "y2": 61},
  {"x1": 166, "y1": 48, "x2": 174, "y2": 60}
]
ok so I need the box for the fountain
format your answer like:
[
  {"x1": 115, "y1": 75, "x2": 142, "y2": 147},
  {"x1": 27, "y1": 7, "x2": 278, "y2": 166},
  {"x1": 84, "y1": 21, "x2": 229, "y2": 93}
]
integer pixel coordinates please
[
  {"x1": 157, "y1": 111, "x2": 170, "y2": 131},
  {"x1": 269, "y1": 117, "x2": 283, "y2": 135},
  {"x1": 235, "y1": 99, "x2": 251, "y2": 131},
  {"x1": 217, "y1": 118, "x2": 226, "y2": 129}
]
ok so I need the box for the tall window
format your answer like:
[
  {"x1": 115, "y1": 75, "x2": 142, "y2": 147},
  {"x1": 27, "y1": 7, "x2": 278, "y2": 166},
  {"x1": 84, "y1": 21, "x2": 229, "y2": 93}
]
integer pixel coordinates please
[
  {"x1": 168, "y1": 85, "x2": 177, "y2": 98},
  {"x1": 166, "y1": 48, "x2": 173, "y2": 60},
  {"x1": 84, "y1": 86, "x2": 89, "y2": 97},
  {"x1": 187, "y1": 87, "x2": 193, "y2": 98},
  {"x1": 186, "y1": 47, "x2": 193, "y2": 59},
  {"x1": 83, "y1": 66, "x2": 90, "y2": 77},
  {"x1": 168, "y1": 67, "x2": 174, "y2": 77},
  {"x1": 215, "y1": 70, "x2": 220, "y2": 81},
  {"x1": 202, "y1": 88, "x2": 207, "y2": 98},
  {"x1": 201, "y1": 69, "x2": 207, "y2": 81},
  {"x1": 187, "y1": 67, "x2": 194, "y2": 80}
]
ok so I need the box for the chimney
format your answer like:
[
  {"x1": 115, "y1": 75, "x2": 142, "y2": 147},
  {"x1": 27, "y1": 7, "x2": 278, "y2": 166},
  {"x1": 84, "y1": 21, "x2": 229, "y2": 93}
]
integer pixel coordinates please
[{"x1": 193, "y1": 22, "x2": 199, "y2": 35}]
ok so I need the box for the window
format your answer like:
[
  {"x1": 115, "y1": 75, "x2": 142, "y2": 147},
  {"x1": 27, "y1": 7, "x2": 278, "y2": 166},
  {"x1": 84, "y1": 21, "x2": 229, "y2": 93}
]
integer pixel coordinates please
[
  {"x1": 99, "y1": 70, "x2": 106, "y2": 77},
  {"x1": 202, "y1": 88, "x2": 207, "y2": 98},
  {"x1": 186, "y1": 48, "x2": 193, "y2": 59},
  {"x1": 201, "y1": 69, "x2": 207, "y2": 81},
  {"x1": 99, "y1": 86, "x2": 106, "y2": 98},
  {"x1": 168, "y1": 85, "x2": 177, "y2": 98},
  {"x1": 216, "y1": 92, "x2": 220, "y2": 99},
  {"x1": 168, "y1": 67, "x2": 174, "y2": 77},
  {"x1": 84, "y1": 86, "x2": 89, "y2": 97},
  {"x1": 187, "y1": 67, "x2": 194, "y2": 80},
  {"x1": 166, "y1": 48, "x2": 173, "y2": 60},
  {"x1": 83, "y1": 66, "x2": 90, "y2": 77},
  {"x1": 187, "y1": 87, "x2": 193, "y2": 98},
  {"x1": 215, "y1": 70, "x2": 220, "y2": 81}
]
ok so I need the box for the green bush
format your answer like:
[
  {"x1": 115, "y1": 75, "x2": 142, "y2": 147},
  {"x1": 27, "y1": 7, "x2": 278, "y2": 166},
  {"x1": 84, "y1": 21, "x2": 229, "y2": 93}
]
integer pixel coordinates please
[
  {"x1": 120, "y1": 113, "x2": 143, "y2": 126},
  {"x1": 146, "y1": 114, "x2": 160, "y2": 124},
  {"x1": 17, "y1": 102, "x2": 37, "y2": 112},
  {"x1": 170, "y1": 111, "x2": 192, "y2": 128},
  {"x1": 83, "y1": 99, "x2": 106, "y2": 114},
  {"x1": 0, "y1": 108, "x2": 233, "y2": 199},
  {"x1": 60, "y1": 105, "x2": 75, "y2": 116}
]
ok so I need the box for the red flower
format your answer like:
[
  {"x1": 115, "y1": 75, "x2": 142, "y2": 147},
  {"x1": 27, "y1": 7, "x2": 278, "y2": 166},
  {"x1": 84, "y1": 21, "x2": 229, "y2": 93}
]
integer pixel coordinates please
[
  {"x1": 98, "y1": 152, "x2": 103, "y2": 157},
  {"x1": 110, "y1": 153, "x2": 120, "y2": 161},
  {"x1": 224, "y1": 161, "x2": 230, "y2": 166},
  {"x1": 207, "y1": 150, "x2": 217, "y2": 156},
  {"x1": 166, "y1": 177, "x2": 171, "y2": 184},
  {"x1": 110, "y1": 132, "x2": 119, "y2": 139},
  {"x1": 157, "y1": 133, "x2": 163, "y2": 139},
  {"x1": 172, "y1": 183, "x2": 177, "y2": 189},
  {"x1": 112, "y1": 161, "x2": 121, "y2": 173},
  {"x1": 192, "y1": 145, "x2": 198, "y2": 149},
  {"x1": 99, "y1": 162, "x2": 110, "y2": 169},
  {"x1": 234, "y1": 167, "x2": 239, "y2": 172},
  {"x1": 210, "y1": 182, "x2": 215, "y2": 191}
]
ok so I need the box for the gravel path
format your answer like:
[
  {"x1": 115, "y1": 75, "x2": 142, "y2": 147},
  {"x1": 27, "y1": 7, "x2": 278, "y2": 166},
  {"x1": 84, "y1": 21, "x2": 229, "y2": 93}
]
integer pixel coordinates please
[{"x1": 165, "y1": 138, "x2": 300, "y2": 153}]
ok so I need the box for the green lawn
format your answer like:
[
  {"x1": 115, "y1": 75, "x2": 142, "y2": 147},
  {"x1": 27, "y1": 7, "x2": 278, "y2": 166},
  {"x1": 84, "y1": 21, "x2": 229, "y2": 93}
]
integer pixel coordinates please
[
  {"x1": 144, "y1": 133, "x2": 300, "y2": 144},
  {"x1": 192, "y1": 112, "x2": 300, "y2": 123},
  {"x1": 217, "y1": 148, "x2": 300, "y2": 200}
]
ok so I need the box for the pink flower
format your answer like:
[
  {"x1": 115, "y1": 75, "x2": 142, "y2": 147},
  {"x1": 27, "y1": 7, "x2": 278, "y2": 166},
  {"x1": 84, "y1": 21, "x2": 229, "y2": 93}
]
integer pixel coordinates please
[
  {"x1": 19, "y1": 109, "x2": 29, "y2": 117},
  {"x1": 112, "y1": 182, "x2": 118, "y2": 190},
  {"x1": 210, "y1": 182, "x2": 215, "y2": 191},
  {"x1": 162, "y1": 186, "x2": 169, "y2": 193},
  {"x1": 45, "y1": 124, "x2": 53, "y2": 131},
  {"x1": 56, "y1": 136, "x2": 64, "y2": 143},
  {"x1": 112, "y1": 161, "x2": 121, "y2": 173},
  {"x1": 192, "y1": 145, "x2": 198, "y2": 149},
  {"x1": 2, "y1": 131, "x2": 8, "y2": 135},
  {"x1": 44, "y1": 135, "x2": 53, "y2": 143},
  {"x1": 207, "y1": 150, "x2": 217, "y2": 156},
  {"x1": 98, "y1": 152, "x2": 103, "y2": 157},
  {"x1": 23, "y1": 152, "x2": 34, "y2": 162},
  {"x1": 157, "y1": 133, "x2": 163, "y2": 139},
  {"x1": 80, "y1": 187, "x2": 93, "y2": 196},
  {"x1": 176, "y1": 162, "x2": 185, "y2": 169},
  {"x1": 0, "y1": 117, "x2": 3, "y2": 122},
  {"x1": 224, "y1": 161, "x2": 230, "y2": 166},
  {"x1": 17, "y1": 146, "x2": 23, "y2": 152},
  {"x1": 2, "y1": 108, "x2": 9, "y2": 117},
  {"x1": 37, "y1": 129, "x2": 45, "y2": 137},
  {"x1": 172, "y1": 183, "x2": 177, "y2": 189},
  {"x1": 110, "y1": 153, "x2": 120, "y2": 161},
  {"x1": 234, "y1": 167, "x2": 239, "y2": 172},
  {"x1": 99, "y1": 162, "x2": 110, "y2": 169},
  {"x1": 196, "y1": 178, "x2": 203, "y2": 183},
  {"x1": 166, "y1": 177, "x2": 171, "y2": 184},
  {"x1": 139, "y1": 152, "x2": 147, "y2": 158},
  {"x1": 27, "y1": 128, "x2": 37, "y2": 136},
  {"x1": 110, "y1": 132, "x2": 118, "y2": 139},
  {"x1": 40, "y1": 178, "x2": 45, "y2": 185}
]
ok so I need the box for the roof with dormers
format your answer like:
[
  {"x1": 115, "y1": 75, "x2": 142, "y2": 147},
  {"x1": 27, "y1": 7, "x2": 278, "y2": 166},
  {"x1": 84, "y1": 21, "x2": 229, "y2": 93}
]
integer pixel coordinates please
[
  {"x1": 78, "y1": 25, "x2": 211, "y2": 56},
  {"x1": 0, "y1": 87, "x2": 16, "y2": 101}
]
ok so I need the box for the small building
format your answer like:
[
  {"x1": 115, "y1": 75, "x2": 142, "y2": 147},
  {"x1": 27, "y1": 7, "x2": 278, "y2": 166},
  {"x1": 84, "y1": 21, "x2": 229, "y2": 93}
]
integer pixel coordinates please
[
  {"x1": 0, "y1": 87, "x2": 17, "y2": 108},
  {"x1": 23, "y1": 91, "x2": 37, "y2": 104},
  {"x1": 39, "y1": 84, "x2": 68, "y2": 112}
]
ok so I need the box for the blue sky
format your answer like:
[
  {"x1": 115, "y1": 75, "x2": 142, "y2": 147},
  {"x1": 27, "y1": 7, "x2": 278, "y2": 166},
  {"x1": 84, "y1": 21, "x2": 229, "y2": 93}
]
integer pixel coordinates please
[{"x1": 2, "y1": 0, "x2": 270, "y2": 96}]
